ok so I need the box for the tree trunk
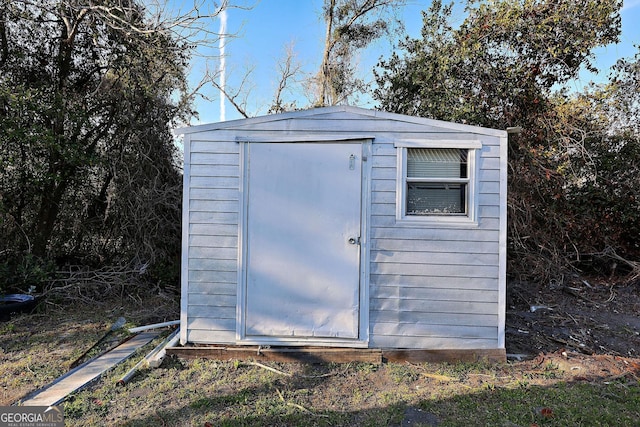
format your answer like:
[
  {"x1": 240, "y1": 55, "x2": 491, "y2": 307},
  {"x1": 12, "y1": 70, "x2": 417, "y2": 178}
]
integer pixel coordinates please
[
  {"x1": 32, "y1": 174, "x2": 71, "y2": 257},
  {"x1": 318, "y1": 0, "x2": 336, "y2": 106},
  {"x1": 0, "y1": 7, "x2": 9, "y2": 66},
  {"x1": 32, "y1": 14, "x2": 76, "y2": 257}
]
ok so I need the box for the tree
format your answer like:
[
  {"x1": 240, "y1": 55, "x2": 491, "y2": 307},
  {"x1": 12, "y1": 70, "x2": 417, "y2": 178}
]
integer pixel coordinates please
[
  {"x1": 313, "y1": 0, "x2": 407, "y2": 106},
  {"x1": 375, "y1": 0, "x2": 621, "y2": 128},
  {"x1": 0, "y1": 0, "x2": 233, "y2": 290},
  {"x1": 209, "y1": 0, "x2": 407, "y2": 117},
  {"x1": 374, "y1": 0, "x2": 624, "y2": 280},
  {"x1": 555, "y1": 50, "x2": 640, "y2": 275},
  {"x1": 268, "y1": 43, "x2": 304, "y2": 114}
]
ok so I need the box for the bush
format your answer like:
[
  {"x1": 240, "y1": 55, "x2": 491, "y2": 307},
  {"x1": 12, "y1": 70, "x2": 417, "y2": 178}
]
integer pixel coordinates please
[{"x1": 0, "y1": 253, "x2": 55, "y2": 295}]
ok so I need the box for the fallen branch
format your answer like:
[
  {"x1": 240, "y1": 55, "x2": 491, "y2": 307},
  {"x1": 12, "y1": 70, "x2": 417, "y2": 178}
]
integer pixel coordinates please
[
  {"x1": 586, "y1": 248, "x2": 640, "y2": 282},
  {"x1": 420, "y1": 372, "x2": 457, "y2": 382},
  {"x1": 43, "y1": 264, "x2": 151, "y2": 303},
  {"x1": 247, "y1": 361, "x2": 292, "y2": 377}
]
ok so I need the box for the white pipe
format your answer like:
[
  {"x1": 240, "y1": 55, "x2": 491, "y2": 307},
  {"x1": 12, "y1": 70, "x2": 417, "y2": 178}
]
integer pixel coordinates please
[
  {"x1": 128, "y1": 320, "x2": 179, "y2": 333},
  {"x1": 117, "y1": 328, "x2": 180, "y2": 385},
  {"x1": 219, "y1": 7, "x2": 227, "y2": 121},
  {"x1": 147, "y1": 330, "x2": 181, "y2": 368}
]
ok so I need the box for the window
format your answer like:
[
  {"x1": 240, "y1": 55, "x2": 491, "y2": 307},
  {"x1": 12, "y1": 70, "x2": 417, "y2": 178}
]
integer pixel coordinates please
[
  {"x1": 396, "y1": 141, "x2": 479, "y2": 223},
  {"x1": 407, "y1": 148, "x2": 468, "y2": 215}
]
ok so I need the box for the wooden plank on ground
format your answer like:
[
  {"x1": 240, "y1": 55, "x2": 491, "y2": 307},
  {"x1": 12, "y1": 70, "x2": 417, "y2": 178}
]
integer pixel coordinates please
[
  {"x1": 166, "y1": 346, "x2": 383, "y2": 364},
  {"x1": 19, "y1": 331, "x2": 160, "y2": 407},
  {"x1": 382, "y1": 348, "x2": 506, "y2": 363}
]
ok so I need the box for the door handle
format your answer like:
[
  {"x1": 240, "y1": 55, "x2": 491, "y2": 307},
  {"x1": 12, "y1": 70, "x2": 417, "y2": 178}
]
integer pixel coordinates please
[{"x1": 348, "y1": 237, "x2": 360, "y2": 245}]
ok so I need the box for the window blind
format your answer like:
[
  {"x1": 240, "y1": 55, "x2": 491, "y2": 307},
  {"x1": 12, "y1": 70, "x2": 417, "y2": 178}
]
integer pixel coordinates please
[
  {"x1": 406, "y1": 148, "x2": 468, "y2": 215},
  {"x1": 407, "y1": 148, "x2": 467, "y2": 179}
]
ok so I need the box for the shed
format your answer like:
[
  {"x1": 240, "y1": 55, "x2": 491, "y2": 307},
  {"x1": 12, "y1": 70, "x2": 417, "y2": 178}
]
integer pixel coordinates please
[{"x1": 178, "y1": 106, "x2": 508, "y2": 361}]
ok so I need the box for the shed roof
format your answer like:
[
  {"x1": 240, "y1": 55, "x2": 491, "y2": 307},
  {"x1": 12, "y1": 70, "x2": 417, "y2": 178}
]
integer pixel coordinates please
[{"x1": 175, "y1": 105, "x2": 507, "y2": 138}]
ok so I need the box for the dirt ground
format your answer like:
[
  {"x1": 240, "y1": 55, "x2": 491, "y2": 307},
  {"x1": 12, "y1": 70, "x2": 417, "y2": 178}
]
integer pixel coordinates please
[
  {"x1": 506, "y1": 276, "x2": 640, "y2": 358},
  {"x1": 1, "y1": 277, "x2": 639, "y2": 425}
]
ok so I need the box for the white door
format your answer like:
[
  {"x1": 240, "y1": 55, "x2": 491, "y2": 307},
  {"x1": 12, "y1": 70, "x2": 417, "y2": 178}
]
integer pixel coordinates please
[{"x1": 243, "y1": 142, "x2": 362, "y2": 339}]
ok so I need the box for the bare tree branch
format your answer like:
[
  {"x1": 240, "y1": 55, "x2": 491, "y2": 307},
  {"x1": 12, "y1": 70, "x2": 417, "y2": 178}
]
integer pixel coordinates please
[
  {"x1": 268, "y1": 42, "x2": 304, "y2": 114},
  {"x1": 9, "y1": 0, "x2": 257, "y2": 124},
  {"x1": 206, "y1": 62, "x2": 255, "y2": 118}
]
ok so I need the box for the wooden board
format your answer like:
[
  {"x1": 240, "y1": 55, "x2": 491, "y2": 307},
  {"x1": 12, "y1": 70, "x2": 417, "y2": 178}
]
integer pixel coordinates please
[
  {"x1": 166, "y1": 345, "x2": 506, "y2": 364},
  {"x1": 383, "y1": 348, "x2": 506, "y2": 363},
  {"x1": 166, "y1": 346, "x2": 383, "y2": 364},
  {"x1": 19, "y1": 331, "x2": 160, "y2": 407}
]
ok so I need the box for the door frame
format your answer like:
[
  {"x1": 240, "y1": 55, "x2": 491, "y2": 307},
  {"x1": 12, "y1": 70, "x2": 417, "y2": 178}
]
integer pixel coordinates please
[{"x1": 236, "y1": 136, "x2": 372, "y2": 347}]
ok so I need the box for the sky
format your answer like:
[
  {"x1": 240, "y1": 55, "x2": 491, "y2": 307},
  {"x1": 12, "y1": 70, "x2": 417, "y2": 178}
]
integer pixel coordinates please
[{"x1": 180, "y1": 0, "x2": 640, "y2": 125}]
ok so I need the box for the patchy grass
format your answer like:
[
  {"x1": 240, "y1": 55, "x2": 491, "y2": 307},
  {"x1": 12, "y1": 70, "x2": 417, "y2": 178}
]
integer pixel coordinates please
[
  {"x1": 56, "y1": 357, "x2": 639, "y2": 427},
  {"x1": 1, "y1": 296, "x2": 639, "y2": 426}
]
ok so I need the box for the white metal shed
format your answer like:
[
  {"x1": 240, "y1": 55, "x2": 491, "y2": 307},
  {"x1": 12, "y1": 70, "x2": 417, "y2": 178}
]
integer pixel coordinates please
[{"x1": 178, "y1": 106, "x2": 507, "y2": 360}]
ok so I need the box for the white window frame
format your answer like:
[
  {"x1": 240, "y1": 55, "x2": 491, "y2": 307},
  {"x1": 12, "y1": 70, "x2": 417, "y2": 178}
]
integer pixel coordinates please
[{"x1": 395, "y1": 140, "x2": 481, "y2": 225}]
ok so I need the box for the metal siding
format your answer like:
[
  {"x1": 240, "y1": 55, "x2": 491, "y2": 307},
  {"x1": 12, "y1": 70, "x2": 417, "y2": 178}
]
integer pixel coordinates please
[
  {"x1": 368, "y1": 132, "x2": 503, "y2": 350},
  {"x1": 180, "y1": 134, "x2": 191, "y2": 345},
  {"x1": 370, "y1": 335, "x2": 499, "y2": 350},
  {"x1": 498, "y1": 133, "x2": 509, "y2": 348},
  {"x1": 182, "y1": 108, "x2": 506, "y2": 350},
  {"x1": 185, "y1": 139, "x2": 240, "y2": 345}
]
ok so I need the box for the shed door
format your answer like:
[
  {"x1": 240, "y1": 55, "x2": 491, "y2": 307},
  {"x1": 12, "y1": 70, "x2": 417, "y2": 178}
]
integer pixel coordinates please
[{"x1": 243, "y1": 142, "x2": 362, "y2": 339}]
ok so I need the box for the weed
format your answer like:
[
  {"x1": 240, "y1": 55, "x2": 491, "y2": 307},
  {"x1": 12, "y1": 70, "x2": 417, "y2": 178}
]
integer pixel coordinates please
[
  {"x1": 191, "y1": 387, "x2": 262, "y2": 412},
  {"x1": 0, "y1": 322, "x2": 15, "y2": 334},
  {"x1": 161, "y1": 354, "x2": 185, "y2": 370},
  {"x1": 353, "y1": 362, "x2": 379, "y2": 374},
  {"x1": 64, "y1": 396, "x2": 88, "y2": 420},
  {"x1": 387, "y1": 363, "x2": 420, "y2": 383},
  {"x1": 189, "y1": 396, "x2": 216, "y2": 409},
  {"x1": 542, "y1": 361, "x2": 561, "y2": 379},
  {"x1": 253, "y1": 393, "x2": 285, "y2": 418},
  {"x1": 545, "y1": 361, "x2": 559, "y2": 371},
  {"x1": 379, "y1": 390, "x2": 403, "y2": 406}
]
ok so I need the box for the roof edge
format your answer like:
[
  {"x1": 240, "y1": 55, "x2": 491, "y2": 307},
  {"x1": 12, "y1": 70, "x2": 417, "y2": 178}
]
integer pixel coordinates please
[{"x1": 174, "y1": 105, "x2": 508, "y2": 137}]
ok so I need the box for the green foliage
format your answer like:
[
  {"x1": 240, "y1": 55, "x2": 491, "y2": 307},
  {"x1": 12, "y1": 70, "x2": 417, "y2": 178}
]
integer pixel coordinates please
[
  {"x1": 353, "y1": 362, "x2": 380, "y2": 374},
  {"x1": 420, "y1": 381, "x2": 640, "y2": 426},
  {"x1": 315, "y1": 0, "x2": 407, "y2": 106},
  {"x1": 375, "y1": 0, "x2": 621, "y2": 129},
  {"x1": 0, "y1": 254, "x2": 55, "y2": 294},
  {"x1": 555, "y1": 75, "x2": 640, "y2": 269},
  {"x1": 386, "y1": 363, "x2": 420, "y2": 383},
  {"x1": 374, "y1": 0, "x2": 634, "y2": 280},
  {"x1": 0, "y1": 0, "x2": 188, "y2": 287},
  {"x1": 190, "y1": 388, "x2": 254, "y2": 409}
]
